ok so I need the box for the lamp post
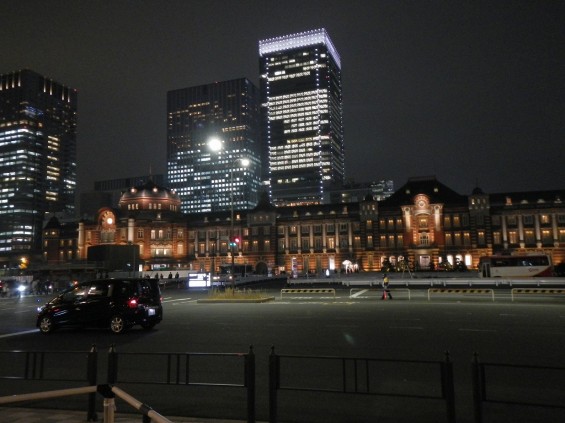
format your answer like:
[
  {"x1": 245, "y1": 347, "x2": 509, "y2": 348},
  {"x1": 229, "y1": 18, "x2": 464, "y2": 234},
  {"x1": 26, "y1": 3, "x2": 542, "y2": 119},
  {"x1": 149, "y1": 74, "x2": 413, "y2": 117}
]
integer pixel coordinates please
[
  {"x1": 230, "y1": 157, "x2": 250, "y2": 290},
  {"x1": 208, "y1": 137, "x2": 250, "y2": 289}
]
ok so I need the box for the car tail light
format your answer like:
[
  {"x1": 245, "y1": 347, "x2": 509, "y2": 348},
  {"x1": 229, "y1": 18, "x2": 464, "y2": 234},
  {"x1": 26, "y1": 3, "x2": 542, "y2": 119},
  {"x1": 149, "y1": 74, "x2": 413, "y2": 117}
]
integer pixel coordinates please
[{"x1": 128, "y1": 298, "x2": 138, "y2": 309}]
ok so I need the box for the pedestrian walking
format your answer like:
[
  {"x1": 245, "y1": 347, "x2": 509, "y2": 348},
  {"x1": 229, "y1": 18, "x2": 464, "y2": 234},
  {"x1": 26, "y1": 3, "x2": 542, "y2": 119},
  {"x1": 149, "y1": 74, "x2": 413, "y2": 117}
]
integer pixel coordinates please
[{"x1": 381, "y1": 273, "x2": 392, "y2": 300}]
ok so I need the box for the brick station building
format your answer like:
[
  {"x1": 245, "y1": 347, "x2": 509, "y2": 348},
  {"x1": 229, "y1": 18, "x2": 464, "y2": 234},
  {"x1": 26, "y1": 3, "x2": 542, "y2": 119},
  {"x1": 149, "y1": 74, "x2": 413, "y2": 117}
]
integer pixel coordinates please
[{"x1": 42, "y1": 176, "x2": 565, "y2": 277}]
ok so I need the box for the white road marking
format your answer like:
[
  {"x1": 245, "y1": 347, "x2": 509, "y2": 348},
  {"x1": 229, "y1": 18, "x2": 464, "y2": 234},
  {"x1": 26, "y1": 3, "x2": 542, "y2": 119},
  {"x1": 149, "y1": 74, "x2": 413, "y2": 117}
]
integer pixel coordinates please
[
  {"x1": 162, "y1": 297, "x2": 193, "y2": 303},
  {"x1": 351, "y1": 289, "x2": 368, "y2": 298},
  {"x1": 389, "y1": 326, "x2": 424, "y2": 330},
  {"x1": 0, "y1": 329, "x2": 39, "y2": 339},
  {"x1": 458, "y1": 328, "x2": 497, "y2": 333}
]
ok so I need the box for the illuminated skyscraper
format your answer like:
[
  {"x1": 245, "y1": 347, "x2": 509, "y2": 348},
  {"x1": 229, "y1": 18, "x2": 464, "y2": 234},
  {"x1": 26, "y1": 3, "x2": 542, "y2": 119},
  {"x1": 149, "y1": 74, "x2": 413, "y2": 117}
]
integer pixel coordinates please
[
  {"x1": 167, "y1": 78, "x2": 261, "y2": 214},
  {"x1": 259, "y1": 29, "x2": 344, "y2": 206},
  {"x1": 0, "y1": 69, "x2": 77, "y2": 259}
]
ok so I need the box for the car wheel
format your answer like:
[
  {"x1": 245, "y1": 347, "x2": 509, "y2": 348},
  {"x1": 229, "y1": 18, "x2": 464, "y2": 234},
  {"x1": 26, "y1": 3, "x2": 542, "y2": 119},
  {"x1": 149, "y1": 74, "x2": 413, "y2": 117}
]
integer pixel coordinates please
[
  {"x1": 39, "y1": 316, "x2": 54, "y2": 334},
  {"x1": 110, "y1": 315, "x2": 127, "y2": 334}
]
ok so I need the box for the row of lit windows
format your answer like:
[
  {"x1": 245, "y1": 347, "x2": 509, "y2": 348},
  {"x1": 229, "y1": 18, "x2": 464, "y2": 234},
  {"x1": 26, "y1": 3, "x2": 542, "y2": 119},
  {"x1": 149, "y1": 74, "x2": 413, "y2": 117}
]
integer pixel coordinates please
[
  {"x1": 496, "y1": 229, "x2": 560, "y2": 245},
  {"x1": 445, "y1": 232, "x2": 472, "y2": 246},
  {"x1": 271, "y1": 141, "x2": 317, "y2": 151},
  {"x1": 380, "y1": 235, "x2": 405, "y2": 248},
  {"x1": 271, "y1": 156, "x2": 318, "y2": 166},
  {"x1": 493, "y1": 215, "x2": 554, "y2": 226},
  {"x1": 268, "y1": 71, "x2": 311, "y2": 82},
  {"x1": 284, "y1": 126, "x2": 318, "y2": 134},
  {"x1": 380, "y1": 219, "x2": 404, "y2": 230},
  {"x1": 500, "y1": 214, "x2": 561, "y2": 226},
  {"x1": 443, "y1": 215, "x2": 468, "y2": 227},
  {"x1": 269, "y1": 97, "x2": 328, "y2": 110},
  {"x1": 278, "y1": 236, "x2": 349, "y2": 251},
  {"x1": 126, "y1": 203, "x2": 178, "y2": 212},
  {"x1": 268, "y1": 89, "x2": 321, "y2": 102},
  {"x1": 270, "y1": 109, "x2": 320, "y2": 120}
]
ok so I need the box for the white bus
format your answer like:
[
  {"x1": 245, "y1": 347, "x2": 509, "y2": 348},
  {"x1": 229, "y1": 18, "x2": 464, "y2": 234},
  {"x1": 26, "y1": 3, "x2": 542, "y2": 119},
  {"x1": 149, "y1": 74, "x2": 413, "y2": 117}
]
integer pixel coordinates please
[{"x1": 478, "y1": 254, "x2": 553, "y2": 278}]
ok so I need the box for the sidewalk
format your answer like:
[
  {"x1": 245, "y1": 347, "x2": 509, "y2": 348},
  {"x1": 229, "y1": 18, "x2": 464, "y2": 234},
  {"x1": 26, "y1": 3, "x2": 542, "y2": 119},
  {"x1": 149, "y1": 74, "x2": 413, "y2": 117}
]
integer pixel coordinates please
[{"x1": 0, "y1": 407, "x2": 256, "y2": 423}]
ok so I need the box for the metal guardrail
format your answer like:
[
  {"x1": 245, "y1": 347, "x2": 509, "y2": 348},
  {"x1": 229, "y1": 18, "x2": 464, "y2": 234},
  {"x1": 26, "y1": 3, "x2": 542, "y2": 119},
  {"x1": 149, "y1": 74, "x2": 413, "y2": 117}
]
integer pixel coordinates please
[
  {"x1": 0, "y1": 344, "x2": 255, "y2": 423},
  {"x1": 268, "y1": 347, "x2": 456, "y2": 423},
  {"x1": 3, "y1": 345, "x2": 565, "y2": 422},
  {"x1": 106, "y1": 345, "x2": 255, "y2": 423},
  {"x1": 510, "y1": 288, "x2": 565, "y2": 301},
  {"x1": 280, "y1": 288, "x2": 336, "y2": 299},
  {"x1": 427, "y1": 288, "x2": 495, "y2": 301},
  {"x1": 472, "y1": 353, "x2": 565, "y2": 423},
  {"x1": 301, "y1": 277, "x2": 565, "y2": 288}
]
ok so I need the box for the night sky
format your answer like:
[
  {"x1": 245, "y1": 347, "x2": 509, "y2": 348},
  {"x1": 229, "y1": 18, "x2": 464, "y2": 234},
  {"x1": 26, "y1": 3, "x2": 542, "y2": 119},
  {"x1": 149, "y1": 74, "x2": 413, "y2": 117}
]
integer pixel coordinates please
[{"x1": 2, "y1": 1, "x2": 564, "y2": 196}]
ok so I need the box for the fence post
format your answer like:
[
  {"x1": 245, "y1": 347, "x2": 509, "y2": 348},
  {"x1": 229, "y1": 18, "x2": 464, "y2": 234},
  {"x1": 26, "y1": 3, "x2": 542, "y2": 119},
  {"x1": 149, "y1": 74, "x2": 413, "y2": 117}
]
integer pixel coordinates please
[
  {"x1": 245, "y1": 345, "x2": 255, "y2": 423},
  {"x1": 269, "y1": 346, "x2": 279, "y2": 423},
  {"x1": 87, "y1": 344, "x2": 98, "y2": 422},
  {"x1": 107, "y1": 344, "x2": 118, "y2": 385},
  {"x1": 441, "y1": 351, "x2": 456, "y2": 423},
  {"x1": 22, "y1": 351, "x2": 44, "y2": 380},
  {"x1": 472, "y1": 353, "x2": 483, "y2": 423}
]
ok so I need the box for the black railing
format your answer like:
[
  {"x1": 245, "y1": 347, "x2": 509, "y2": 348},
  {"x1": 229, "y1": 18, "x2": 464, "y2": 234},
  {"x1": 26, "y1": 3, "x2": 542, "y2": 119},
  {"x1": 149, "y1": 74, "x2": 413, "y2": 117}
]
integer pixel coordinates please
[
  {"x1": 472, "y1": 353, "x2": 565, "y2": 423},
  {"x1": 107, "y1": 345, "x2": 255, "y2": 422},
  {"x1": 269, "y1": 347, "x2": 455, "y2": 423},
  {"x1": 0, "y1": 345, "x2": 98, "y2": 421},
  {"x1": 0, "y1": 344, "x2": 255, "y2": 423},
  {"x1": 3, "y1": 346, "x2": 565, "y2": 423}
]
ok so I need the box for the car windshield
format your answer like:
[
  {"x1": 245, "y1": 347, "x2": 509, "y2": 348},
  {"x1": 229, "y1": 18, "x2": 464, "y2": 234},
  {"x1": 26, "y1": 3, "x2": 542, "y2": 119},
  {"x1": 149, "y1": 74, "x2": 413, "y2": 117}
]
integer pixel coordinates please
[
  {"x1": 61, "y1": 285, "x2": 88, "y2": 302},
  {"x1": 87, "y1": 282, "x2": 110, "y2": 297}
]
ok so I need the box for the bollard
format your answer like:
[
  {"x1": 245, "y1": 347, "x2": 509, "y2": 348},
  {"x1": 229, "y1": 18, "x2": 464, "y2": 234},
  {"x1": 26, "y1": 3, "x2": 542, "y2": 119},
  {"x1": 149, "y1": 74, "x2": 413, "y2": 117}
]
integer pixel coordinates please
[
  {"x1": 87, "y1": 344, "x2": 98, "y2": 421},
  {"x1": 107, "y1": 344, "x2": 118, "y2": 384},
  {"x1": 472, "y1": 353, "x2": 483, "y2": 423},
  {"x1": 441, "y1": 351, "x2": 456, "y2": 423},
  {"x1": 244, "y1": 345, "x2": 256, "y2": 423},
  {"x1": 103, "y1": 397, "x2": 116, "y2": 423},
  {"x1": 269, "y1": 346, "x2": 279, "y2": 423}
]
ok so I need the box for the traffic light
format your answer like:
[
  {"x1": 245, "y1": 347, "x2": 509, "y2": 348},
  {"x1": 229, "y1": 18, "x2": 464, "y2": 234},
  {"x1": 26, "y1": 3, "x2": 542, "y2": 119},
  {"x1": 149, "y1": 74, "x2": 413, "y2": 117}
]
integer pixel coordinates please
[{"x1": 229, "y1": 236, "x2": 241, "y2": 247}]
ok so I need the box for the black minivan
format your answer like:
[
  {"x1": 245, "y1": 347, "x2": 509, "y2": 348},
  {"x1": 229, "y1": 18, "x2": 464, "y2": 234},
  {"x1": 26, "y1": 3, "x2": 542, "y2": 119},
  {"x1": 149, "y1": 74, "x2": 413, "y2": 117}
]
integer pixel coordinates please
[{"x1": 36, "y1": 278, "x2": 163, "y2": 334}]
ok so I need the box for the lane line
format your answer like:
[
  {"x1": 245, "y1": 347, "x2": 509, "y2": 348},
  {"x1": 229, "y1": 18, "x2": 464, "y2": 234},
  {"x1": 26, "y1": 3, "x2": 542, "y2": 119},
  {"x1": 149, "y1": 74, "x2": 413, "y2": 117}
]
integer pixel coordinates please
[
  {"x1": 0, "y1": 329, "x2": 39, "y2": 339},
  {"x1": 162, "y1": 297, "x2": 193, "y2": 303},
  {"x1": 389, "y1": 326, "x2": 424, "y2": 330}
]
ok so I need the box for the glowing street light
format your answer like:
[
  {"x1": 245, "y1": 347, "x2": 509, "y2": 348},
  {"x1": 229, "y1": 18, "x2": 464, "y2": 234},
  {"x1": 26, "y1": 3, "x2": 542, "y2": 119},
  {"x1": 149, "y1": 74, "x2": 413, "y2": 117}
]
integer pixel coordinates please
[
  {"x1": 230, "y1": 157, "x2": 250, "y2": 289},
  {"x1": 208, "y1": 137, "x2": 250, "y2": 289},
  {"x1": 208, "y1": 137, "x2": 223, "y2": 152}
]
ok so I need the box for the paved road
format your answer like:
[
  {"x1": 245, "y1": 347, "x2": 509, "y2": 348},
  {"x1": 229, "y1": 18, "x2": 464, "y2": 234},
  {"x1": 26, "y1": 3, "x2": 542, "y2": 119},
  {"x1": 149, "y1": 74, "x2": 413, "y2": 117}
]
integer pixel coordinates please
[{"x1": 1, "y1": 280, "x2": 565, "y2": 422}]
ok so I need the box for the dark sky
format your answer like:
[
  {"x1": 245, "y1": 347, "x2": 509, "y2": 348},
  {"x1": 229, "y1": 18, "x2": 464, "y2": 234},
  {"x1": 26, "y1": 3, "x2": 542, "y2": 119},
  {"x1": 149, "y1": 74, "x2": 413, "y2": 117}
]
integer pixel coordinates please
[{"x1": 2, "y1": 0, "x2": 564, "y2": 196}]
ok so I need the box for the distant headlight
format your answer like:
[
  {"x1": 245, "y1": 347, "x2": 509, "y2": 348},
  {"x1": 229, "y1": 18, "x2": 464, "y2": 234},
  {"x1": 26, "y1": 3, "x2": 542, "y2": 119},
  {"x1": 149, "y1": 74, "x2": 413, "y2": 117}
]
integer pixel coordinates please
[{"x1": 17, "y1": 285, "x2": 26, "y2": 292}]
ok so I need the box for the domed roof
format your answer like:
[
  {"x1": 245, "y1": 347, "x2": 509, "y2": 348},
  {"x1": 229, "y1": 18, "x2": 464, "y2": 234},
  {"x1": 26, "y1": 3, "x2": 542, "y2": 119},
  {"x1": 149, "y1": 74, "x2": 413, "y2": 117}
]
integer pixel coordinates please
[
  {"x1": 471, "y1": 186, "x2": 485, "y2": 195},
  {"x1": 119, "y1": 180, "x2": 181, "y2": 212}
]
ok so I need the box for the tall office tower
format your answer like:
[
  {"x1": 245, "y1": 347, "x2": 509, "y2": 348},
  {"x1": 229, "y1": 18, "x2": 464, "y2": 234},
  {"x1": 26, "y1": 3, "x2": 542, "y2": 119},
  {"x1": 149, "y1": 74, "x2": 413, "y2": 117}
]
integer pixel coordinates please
[
  {"x1": 0, "y1": 69, "x2": 77, "y2": 259},
  {"x1": 259, "y1": 28, "x2": 344, "y2": 206},
  {"x1": 167, "y1": 78, "x2": 261, "y2": 214}
]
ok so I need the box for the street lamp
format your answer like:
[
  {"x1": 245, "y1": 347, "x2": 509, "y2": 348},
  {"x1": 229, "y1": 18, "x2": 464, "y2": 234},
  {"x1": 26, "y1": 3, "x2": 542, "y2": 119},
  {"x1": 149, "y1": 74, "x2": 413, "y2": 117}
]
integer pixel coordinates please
[
  {"x1": 230, "y1": 157, "x2": 250, "y2": 290},
  {"x1": 207, "y1": 138, "x2": 250, "y2": 289},
  {"x1": 208, "y1": 137, "x2": 223, "y2": 153}
]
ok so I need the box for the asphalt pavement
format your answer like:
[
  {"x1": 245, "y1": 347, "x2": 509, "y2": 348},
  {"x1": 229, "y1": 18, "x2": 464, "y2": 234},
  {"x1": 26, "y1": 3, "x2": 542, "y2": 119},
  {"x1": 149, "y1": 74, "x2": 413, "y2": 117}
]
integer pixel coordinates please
[{"x1": 2, "y1": 276, "x2": 565, "y2": 423}]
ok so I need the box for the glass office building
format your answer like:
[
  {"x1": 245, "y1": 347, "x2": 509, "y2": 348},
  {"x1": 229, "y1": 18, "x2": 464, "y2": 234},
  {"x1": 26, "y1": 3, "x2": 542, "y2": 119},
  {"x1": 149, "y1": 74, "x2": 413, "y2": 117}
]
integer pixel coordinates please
[
  {"x1": 259, "y1": 29, "x2": 344, "y2": 206},
  {"x1": 0, "y1": 69, "x2": 77, "y2": 258},
  {"x1": 167, "y1": 78, "x2": 261, "y2": 214}
]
